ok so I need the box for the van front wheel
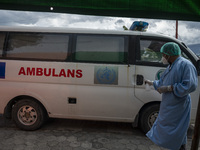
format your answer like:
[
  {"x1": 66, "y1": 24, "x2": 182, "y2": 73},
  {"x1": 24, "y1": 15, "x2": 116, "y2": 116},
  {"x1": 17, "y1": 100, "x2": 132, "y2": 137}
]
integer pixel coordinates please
[
  {"x1": 12, "y1": 99, "x2": 46, "y2": 131},
  {"x1": 139, "y1": 103, "x2": 160, "y2": 134}
]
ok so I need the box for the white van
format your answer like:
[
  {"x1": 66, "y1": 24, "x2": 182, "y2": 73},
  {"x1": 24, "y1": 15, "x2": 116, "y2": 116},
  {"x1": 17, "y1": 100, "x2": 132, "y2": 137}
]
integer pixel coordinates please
[{"x1": 0, "y1": 26, "x2": 199, "y2": 132}]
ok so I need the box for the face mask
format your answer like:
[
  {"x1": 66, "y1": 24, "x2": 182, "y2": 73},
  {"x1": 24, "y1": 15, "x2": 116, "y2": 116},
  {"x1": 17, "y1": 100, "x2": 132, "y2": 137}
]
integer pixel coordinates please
[{"x1": 161, "y1": 56, "x2": 169, "y2": 65}]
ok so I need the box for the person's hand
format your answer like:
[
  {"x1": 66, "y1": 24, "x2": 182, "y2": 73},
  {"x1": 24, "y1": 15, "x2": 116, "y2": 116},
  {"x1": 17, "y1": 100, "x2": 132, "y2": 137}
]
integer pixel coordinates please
[
  {"x1": 157, "y1": 85, "x2": 172, "y2": 94},
  {"x1": 145, "y1": 79, "x2": 153, "y2": 86}
]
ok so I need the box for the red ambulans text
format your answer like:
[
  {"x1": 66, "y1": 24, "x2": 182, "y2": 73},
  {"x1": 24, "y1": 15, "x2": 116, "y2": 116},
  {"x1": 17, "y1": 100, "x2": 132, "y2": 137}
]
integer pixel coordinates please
[{"x1": 18, "y1": 67, "x2": 83, "y2": 78}]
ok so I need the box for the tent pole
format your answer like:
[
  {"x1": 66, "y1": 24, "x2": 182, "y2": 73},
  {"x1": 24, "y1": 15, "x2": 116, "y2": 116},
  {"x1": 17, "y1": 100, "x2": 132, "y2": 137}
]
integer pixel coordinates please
[
  {"x1": 191, "y1": 94, "x2": 200, "y2": 150},
  {"x1": 175, "y1": 20, "x2": 178, "y2": 39}
]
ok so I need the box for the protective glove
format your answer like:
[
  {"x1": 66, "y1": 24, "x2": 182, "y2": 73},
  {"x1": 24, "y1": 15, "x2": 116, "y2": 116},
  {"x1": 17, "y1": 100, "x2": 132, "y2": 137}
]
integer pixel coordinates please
[
  {"x1": 145, "y1": 79, "x2": 153, "y2": 86},
  {"x1": 157, "y1": 85, "x2": 173, "y2": 94}
]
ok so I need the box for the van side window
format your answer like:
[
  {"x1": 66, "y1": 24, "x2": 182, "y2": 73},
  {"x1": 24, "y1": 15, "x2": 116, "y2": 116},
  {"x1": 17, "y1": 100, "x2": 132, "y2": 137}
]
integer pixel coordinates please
[
  {"x1": 0, "y1": 33, "x2": 5, "y2": 57},
  {"x1": 75, "y1": 35, "x2": 128, "y2": 64},
  {"x1": 139, "y1": 39, "x2": 166, "y2": 63},
  {"x1": 180, "y1": 48, "x2": 191, "y2": 61},
  {"x1": 6, "y1": 33, "x2": 69, "y2": 61},
  {"x1": 138, "y1": 39, "x2": 193, "y2": 65}
]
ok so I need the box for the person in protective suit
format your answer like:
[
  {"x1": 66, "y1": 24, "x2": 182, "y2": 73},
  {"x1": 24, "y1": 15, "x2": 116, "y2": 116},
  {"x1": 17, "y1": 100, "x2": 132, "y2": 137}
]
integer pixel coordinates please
[{"x1": 145, "y1": 42, "x2": 198, "y2": 150}]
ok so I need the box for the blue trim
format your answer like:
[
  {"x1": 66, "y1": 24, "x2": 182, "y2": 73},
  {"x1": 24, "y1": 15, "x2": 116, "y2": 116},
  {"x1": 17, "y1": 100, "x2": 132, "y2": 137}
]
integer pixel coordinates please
[{"x1": 0, "y1": 62, "x2": 6, "y2": 79}]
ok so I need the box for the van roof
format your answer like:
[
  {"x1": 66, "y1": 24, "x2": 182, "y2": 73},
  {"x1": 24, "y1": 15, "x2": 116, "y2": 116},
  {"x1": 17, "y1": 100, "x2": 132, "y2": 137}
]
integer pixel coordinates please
[{"x1": 0, "y1": 25, "x2": 173, "y2": 38}]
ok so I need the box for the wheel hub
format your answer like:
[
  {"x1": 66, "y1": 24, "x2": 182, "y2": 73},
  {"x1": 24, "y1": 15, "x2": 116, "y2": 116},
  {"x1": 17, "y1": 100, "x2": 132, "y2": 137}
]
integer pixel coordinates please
[
  {"x1": 18, "y1": 105, "x2": 38, "y2": 126},
  {"x1": 148, "y1": 111, "x2": 158, "y2": 127}
]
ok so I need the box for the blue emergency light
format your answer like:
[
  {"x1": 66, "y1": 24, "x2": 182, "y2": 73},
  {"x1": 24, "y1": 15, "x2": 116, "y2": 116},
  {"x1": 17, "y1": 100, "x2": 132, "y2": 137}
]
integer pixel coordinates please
[{"x1": 129, "y1": 21, "x2": 149, "y2": 31}]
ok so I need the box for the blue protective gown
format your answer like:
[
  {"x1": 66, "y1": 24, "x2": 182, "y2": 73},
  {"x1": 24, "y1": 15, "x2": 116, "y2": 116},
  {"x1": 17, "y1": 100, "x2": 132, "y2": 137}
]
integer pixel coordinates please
[{"x1": 146, "y1": 56, "x2": 198, "y2": 150}]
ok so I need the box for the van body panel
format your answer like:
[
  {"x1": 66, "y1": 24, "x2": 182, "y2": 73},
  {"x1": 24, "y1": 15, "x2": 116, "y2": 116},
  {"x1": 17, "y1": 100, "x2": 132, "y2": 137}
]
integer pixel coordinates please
[{"x1": 0, "y1": 60, "x2": 144, "y2": 122}]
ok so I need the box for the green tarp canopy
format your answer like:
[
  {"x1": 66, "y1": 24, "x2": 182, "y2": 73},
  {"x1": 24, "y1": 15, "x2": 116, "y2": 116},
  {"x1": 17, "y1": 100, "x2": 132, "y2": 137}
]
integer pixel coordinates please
[{"x1": 0, "y1": 0, "x2": 200, "y2": 21}]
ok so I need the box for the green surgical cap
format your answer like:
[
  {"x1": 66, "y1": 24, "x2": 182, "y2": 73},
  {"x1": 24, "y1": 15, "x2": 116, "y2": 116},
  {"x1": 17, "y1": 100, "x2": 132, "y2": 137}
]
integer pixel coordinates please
[{"x1": 160, "y1": 42, "x2": 181, "y2": 56}]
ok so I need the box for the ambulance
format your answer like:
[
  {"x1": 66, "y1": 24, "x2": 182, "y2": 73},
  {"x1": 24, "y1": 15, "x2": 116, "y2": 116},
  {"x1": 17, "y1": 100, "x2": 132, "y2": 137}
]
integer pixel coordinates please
[{"x1": 0, "y1": 26, "x2": 199, "y2": 132}]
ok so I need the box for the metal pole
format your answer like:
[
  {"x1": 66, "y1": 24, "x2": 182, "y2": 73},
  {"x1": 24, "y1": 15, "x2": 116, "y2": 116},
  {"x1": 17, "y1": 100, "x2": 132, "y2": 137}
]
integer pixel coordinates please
[
  {"x1": 175, "y1": 20, "x2": 178, "y2": 39},
  {"x1": 191, "y1": 94, "x2": 200, "y2": 150}
]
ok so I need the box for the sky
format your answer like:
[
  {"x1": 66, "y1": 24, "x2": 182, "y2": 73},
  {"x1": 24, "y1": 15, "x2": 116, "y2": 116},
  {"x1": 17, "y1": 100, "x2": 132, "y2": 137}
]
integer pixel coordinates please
[{"x1": 0, "y1": 9, "x2": 200, "y2": 46}]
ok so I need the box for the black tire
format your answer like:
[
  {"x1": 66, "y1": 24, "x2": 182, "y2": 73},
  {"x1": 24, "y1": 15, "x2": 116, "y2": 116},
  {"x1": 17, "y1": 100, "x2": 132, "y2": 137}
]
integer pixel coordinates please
[
  {"x1": 12, "y1": 99, "x2": 47, "y2": 131},
  {"x1": 139, "y1": 103, "x2": 160, "y2": 134}
]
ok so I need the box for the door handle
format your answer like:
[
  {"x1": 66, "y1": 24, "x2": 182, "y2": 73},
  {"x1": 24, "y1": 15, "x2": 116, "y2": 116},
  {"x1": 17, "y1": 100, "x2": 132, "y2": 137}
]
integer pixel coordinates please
[{"x1": 136, "y1": 74, "x2": 144, "y2": 85}]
